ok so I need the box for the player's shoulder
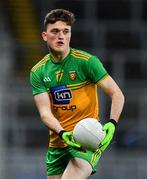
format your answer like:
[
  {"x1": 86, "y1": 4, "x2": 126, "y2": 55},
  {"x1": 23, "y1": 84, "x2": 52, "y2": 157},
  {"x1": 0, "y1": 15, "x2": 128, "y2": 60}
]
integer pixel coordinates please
[
  {"x1": 71, "y1": 48, "x2": 94, "y2": 61},
  {"x1": 31, "y1": 54, "x2": 50, "y2": 73}
]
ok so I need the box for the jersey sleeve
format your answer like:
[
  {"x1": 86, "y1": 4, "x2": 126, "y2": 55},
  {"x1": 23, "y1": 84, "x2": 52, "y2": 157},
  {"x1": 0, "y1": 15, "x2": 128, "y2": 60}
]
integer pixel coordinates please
[
  {"x1": 87, "y1": 56, "x2": 108, "y2": 83},
  {"x1": 30, "y1": 70, "x2": 47, "y2": 96}
]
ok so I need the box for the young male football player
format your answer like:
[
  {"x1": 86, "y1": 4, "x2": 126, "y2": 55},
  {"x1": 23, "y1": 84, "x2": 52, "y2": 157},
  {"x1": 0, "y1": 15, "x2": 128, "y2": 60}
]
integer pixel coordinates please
[{"x1": 30, "y1": 9, "x2": 124, "y2": 179}]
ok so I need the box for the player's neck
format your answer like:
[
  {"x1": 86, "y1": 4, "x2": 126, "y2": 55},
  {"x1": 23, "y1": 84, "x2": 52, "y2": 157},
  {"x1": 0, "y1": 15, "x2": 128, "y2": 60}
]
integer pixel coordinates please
[{"x1": 50, "y1": 48, "x2": 70, "y2": 63}]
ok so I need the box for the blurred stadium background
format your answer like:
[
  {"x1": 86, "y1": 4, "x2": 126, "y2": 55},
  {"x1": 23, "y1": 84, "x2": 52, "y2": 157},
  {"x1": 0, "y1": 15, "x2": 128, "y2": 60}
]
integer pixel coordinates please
[{"x1": 0, "y1": 0, "x2": 147, "y2": 178}]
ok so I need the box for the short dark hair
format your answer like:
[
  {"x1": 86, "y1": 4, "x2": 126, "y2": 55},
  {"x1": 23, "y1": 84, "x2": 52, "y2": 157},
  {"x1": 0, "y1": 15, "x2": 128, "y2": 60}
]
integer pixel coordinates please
[{"x1": 44, "y1": 9, "x2": 75, "y2": 30}]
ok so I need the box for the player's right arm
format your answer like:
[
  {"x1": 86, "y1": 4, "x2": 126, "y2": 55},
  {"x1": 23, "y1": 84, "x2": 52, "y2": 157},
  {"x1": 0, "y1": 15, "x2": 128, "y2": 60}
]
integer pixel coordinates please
[
  {"x1": 34, "y1": 92, "x2": 64, "y2": 134},
  {"x1": 34, "y1": 93, "x2": 80, "y2": 148},
  {"x1": 30, "y1": 69, "x2": 63, "y2": 134}
]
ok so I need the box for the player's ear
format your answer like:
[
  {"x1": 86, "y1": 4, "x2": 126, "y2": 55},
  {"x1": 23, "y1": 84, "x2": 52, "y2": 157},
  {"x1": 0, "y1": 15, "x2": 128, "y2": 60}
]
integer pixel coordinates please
[{"x1": 42, "y1": 31, "x2": 47, "y2": 42}]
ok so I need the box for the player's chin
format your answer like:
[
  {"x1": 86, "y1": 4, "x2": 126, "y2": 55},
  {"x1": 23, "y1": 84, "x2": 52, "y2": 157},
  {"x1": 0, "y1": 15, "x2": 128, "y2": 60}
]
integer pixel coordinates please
[{"x1": 54, "y1": 47, "x2": 66, "y2": 53}]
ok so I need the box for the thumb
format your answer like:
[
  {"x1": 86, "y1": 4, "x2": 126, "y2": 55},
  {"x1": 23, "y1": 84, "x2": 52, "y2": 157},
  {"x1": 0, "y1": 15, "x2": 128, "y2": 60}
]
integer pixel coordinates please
[{"x1": 102, "y1": 123, "x2": 109, "y2": 131}]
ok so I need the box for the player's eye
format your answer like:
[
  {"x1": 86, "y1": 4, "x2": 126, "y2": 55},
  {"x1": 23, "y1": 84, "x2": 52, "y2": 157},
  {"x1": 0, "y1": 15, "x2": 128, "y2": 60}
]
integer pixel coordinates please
[
  {"x1": 51, "y1": 29, "x2": 59, "y2": 34},
  {"x1": 63, "y1": 29, "x2": 70, "y2": 34}
]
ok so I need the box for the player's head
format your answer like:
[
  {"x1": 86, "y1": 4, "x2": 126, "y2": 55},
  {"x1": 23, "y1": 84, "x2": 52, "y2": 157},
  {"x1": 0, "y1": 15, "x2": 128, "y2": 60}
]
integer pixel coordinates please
[
  {"x1": 42, "y1": 9, "x2": 75, "y2": 55},
  {"x1": 43, "y1": 9, "x2": 75, "y2": 31}
]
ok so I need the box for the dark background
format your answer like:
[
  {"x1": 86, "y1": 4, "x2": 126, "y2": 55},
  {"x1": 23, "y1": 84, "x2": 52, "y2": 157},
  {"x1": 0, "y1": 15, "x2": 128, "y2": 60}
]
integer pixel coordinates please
[{"x1": 0, "y1": 0, "x2": 147, "y2": 178}]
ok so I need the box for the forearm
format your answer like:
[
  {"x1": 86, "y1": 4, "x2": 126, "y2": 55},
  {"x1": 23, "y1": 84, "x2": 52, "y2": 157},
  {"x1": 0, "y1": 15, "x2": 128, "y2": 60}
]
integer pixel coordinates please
[
  {"x1": 110, "y1": 90, "x2": 124, "y2": 122},
  {"x1": 40, "y1": 111, "x2": 64, "y2": 134},
  {"x1": 34, "y1": 93, "x2": 64, "y2": 134},
  {"x1": 97, "y1": 76, "x2": 125, "y2": 122}
]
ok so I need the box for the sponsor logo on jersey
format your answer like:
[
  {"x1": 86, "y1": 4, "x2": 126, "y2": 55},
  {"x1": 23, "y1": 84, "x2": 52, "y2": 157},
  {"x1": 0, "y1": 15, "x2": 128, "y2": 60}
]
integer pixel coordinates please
[
  {"x1": 53, "y1": 105, "x2": 76, "y2": 112},
  {"x1": 69, "y1": 71, "x2": 76, "y2": 80},
  {"x1": 44, "y1": 76, "x2": 51, "y2": 82},
  {"x1": 50, "y1": 85, "x2": 72, "y2": 104},
  {"x1": 54, "y1": 89, "x2": 72, "y2": 101}
]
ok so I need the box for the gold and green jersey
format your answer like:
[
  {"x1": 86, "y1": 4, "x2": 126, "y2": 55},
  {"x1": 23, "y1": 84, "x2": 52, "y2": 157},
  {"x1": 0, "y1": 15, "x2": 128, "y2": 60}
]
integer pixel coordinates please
[{"x1": 30, "y1": 48, "x2": 108, "y2": 148}]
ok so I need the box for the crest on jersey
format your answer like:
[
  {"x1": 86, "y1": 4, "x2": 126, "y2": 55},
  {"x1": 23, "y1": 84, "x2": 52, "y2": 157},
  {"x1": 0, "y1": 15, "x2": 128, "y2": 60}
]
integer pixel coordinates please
[{"x1": 69, "y1": 71, "x2": 76, "y2": 80}]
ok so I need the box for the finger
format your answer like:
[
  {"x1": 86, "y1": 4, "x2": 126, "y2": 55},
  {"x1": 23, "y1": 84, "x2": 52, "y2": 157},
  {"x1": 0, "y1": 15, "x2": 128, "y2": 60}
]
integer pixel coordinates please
[
  {"x1": 69, "y1": 141, "x2": 81, "y2": 148},
  {"x1": 101, "y1": 133, "x2": 112, "y2": 145},
  {"x1": 102, "y1": 127, "x2": 114, "y2": 143},
  {"x1": 100, "y1": 141, "x2": 110, "y2": 152},
  {"x1": 74, "y1": 143, "x2": 81, "y2": 148},
  {"x1": 102, "y1": 124, "x2": 109, "y2": 131},
  {"x1": 66, "y1": 139, "x2": 81, "y2": 148}
]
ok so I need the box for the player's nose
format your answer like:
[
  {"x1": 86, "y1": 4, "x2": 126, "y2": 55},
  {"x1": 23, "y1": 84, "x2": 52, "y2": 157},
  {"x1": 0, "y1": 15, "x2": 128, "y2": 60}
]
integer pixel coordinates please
[{"x1": 58, "y1": 31, "x2": 64, "y2": 39}]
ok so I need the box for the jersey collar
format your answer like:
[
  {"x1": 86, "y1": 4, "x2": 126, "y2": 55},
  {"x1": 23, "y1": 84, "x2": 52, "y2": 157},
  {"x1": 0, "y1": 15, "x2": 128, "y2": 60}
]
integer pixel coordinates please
[{"x1": 50, "y1": 48, "x2": 71, "y2": 65}]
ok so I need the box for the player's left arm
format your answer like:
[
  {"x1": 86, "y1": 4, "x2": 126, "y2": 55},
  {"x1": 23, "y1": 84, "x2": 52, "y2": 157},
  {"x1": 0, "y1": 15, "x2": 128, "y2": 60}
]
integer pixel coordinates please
[{"x1": 97, "y1": 75, "x2": 125, "y2": 152}]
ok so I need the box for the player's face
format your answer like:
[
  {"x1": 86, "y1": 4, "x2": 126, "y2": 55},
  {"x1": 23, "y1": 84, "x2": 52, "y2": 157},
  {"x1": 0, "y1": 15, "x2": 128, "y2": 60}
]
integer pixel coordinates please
[{"x1": 42, "y1": 21, "x2": 71, "y2": 55}]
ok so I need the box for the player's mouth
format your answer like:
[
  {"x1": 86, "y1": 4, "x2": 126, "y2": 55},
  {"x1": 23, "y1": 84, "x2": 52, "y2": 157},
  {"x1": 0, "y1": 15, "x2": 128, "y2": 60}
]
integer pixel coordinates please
[{"x1": 56, "y1": 41, "x2": 64, "y2": 46}]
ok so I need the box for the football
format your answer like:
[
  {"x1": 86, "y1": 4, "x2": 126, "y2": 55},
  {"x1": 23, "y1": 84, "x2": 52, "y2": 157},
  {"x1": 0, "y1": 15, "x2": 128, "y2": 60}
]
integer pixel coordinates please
[{"x1": 73, "y1": 118, "x2": 106, "y2": 151}]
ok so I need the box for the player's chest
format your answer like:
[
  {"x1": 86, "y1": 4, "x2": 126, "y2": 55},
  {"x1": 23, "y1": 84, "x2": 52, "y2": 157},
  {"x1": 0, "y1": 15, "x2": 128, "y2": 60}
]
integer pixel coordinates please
[{"x1": 42, "y1": 64, "x2": 85, "y2": 89}]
